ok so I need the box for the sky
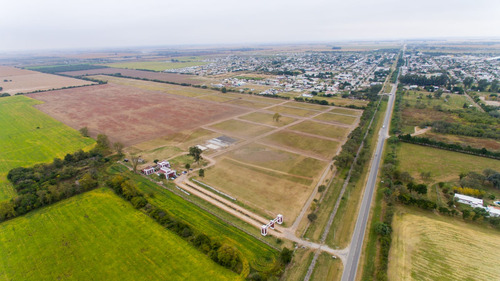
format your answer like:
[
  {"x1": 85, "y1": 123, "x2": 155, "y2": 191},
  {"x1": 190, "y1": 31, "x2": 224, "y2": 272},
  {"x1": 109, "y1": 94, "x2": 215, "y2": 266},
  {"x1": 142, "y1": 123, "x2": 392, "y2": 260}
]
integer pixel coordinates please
[{"x1": 1, "y1": 0, "x2": 499, "y2": 52}]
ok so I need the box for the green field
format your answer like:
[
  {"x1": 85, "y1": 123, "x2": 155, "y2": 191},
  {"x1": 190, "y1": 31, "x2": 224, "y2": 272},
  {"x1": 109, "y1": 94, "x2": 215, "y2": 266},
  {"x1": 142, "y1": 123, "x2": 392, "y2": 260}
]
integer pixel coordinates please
[
  {"x1": 0, "y1": 188, "x2": 239, "y2": 281},
  {"x1": 108, "y1": 164, "x2": 280, "y2": 275},
  {"x1": 0, "y1": 96, "x2": 95, "y2": 201},
  {"x1": 289, "y1": 120, "x2": 350, "y2": 139},
  {"x1": 261, "y1": 131, "x2": 339, "y2": 159},
  {"x1": 314, "y1": 112, "x2": 358, "y2": 125},
  {"x1": 238, "y1": 112, "x2": 297, "y2": 127},
  {"x1": 403, "y1": 91, "x2": 470, "y2": 110},
  {"x1": 104, "y1": 60, "x2": 208, "y2": 71},
  {"x1": 398, "y1": 143, "x2": 500, "y2": 183}
]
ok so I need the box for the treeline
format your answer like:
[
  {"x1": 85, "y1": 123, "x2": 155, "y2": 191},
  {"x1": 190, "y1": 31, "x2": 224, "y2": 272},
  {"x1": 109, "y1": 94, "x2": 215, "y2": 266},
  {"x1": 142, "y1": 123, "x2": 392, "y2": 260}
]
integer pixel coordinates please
[
  {"x1": 334, "y1": 100, "x2": 378, "y2": 170},
  {"x1": 106, "y1": 175, "x2": 243, "y2": 273},
  {"x1": 350, "y1": 84, "x2": 383, "y2": 101},
  {"x1": 399, "y1": 73, "x2": 448, "y2": 86},
  {"x1": 1, "y1": 149, "x2": 107, "y2": 221},
  {"x1": 429, "y1": 120, "x2": 500, "y2": 140},
  {"x1": 106, "y1": 173, "x2": 292, "y2": 279},
  {"x1": 13, "y1": 83, "x2": 103, "y2": 96},
  {"x1": 28, "y1": 64, "x2": 107, "y2": 74},
  {"x1": 398, "y1": 134, "x2": 500, "y2": 159},
  {"x1": 293, "y1": 97, "x2": 329, "y2": 105}
]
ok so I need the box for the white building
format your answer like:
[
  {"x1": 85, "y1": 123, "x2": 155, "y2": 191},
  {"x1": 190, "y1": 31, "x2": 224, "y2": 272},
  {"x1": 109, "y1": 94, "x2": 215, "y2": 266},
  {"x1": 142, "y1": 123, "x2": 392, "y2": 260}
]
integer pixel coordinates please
[
  {"x1": 142, "y1": 166, "x2": 155, "y2": 176},
  {"x1": 487, "y1": 206, "x2": 500, "y2": 217},
  {"x1": 157, "y1": 160, "x2": 170, "y2": 169},
  {"x1": 454, "y1": 193, "x2": 483, "y2": 208}
]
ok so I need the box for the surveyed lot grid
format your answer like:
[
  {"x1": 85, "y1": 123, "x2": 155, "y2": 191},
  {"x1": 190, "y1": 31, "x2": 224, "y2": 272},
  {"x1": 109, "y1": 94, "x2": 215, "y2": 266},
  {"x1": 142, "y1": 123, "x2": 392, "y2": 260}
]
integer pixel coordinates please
[
  {"x1": 0, "y1": 188, "x2": 239, "y2": 281},
  {"x1": 0, "y1": 96, "x2": 95, "y2": 201}
]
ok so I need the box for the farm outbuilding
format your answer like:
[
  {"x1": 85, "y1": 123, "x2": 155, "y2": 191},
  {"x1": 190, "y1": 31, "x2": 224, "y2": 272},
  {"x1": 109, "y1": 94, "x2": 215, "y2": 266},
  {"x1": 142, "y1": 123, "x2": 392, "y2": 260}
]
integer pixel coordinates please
[
  {"x1": 157, "y1": 160, "x2": 170, "y2": 168},
  {"x1": 142, "y1": 167, "x2": 155, "y2": 175},
  {"x1": 454, "y1": 193, "x2": 483, "y2": 208}
]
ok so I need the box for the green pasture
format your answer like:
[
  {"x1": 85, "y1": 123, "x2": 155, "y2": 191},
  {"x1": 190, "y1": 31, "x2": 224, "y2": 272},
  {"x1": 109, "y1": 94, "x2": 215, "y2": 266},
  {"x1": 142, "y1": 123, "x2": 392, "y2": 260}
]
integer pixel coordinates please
[
  {"x1": 0, "y1": 188, "x2": 238, "y2": 281},
  {"x1": 107, "y1": 164, "x2": 280, "y2": 274},
  {"x1": 398, "y1": 142, "x2": 500, "y2": 184},
  {"x1": 0, "y1": 96, "x2": 95, "y2": 201}
]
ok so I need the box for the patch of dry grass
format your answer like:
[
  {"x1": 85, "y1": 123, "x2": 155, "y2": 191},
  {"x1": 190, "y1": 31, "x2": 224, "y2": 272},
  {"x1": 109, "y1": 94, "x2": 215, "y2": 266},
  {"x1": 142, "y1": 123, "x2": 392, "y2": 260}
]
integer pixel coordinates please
[{"x1": 388, "y1": 207, "x2": 500, "y2": 281}]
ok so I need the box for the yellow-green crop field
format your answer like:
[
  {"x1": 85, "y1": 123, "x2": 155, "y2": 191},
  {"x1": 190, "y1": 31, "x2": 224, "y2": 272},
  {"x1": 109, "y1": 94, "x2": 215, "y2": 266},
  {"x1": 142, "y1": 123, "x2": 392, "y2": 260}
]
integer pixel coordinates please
[
  {"x1": 0, "y1": 188, "x2": 239, "y2": 281},
  {"x1": 0, "y1": 96, "x2": 95, "y2": 201},
  {"x1": 389, "y1": 207, "x2": 500, "y2": 281}
]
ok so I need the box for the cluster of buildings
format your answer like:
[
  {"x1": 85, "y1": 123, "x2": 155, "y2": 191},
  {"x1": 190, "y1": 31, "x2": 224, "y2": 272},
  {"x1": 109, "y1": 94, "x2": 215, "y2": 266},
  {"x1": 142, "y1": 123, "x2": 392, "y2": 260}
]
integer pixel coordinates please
[
  {"x1": 401, "y1": 51, "x2": 500, "y2": 84},
  {"x1": 454, "y1": 193, "x2": 500, "y2": 217},
  {"x1": 166, "y1": 51, "x2": 395, "y2": 95},
  {"x1": 141, "y1": 160, "x2": 177, "y2": 179}
]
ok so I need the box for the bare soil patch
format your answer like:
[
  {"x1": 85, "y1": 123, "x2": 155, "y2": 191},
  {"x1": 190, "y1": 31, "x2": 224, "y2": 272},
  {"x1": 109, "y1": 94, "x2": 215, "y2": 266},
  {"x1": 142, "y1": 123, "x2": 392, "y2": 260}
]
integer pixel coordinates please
[
  {"x1": 29, "y1": 84, "x2": 246, "y2": 146},
  {"x1": 0, "y1": 66, "x2": 93, "y2": 94}
]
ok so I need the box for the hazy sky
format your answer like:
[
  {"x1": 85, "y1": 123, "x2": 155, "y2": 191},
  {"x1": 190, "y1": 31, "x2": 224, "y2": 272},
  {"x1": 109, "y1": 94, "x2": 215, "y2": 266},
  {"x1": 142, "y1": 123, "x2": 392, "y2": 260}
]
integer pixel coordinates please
[{"x1": 1, "y1": 0, "x2": 499, "y2": 52}]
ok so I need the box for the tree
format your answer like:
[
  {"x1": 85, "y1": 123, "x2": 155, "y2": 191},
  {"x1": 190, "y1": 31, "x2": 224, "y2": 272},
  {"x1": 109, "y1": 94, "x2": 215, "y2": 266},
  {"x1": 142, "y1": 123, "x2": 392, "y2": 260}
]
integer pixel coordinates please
[
  {"x1": 79, "y1": 127, "x2": 89, "y2": 137},
  {"x1": 185, "y1": 163, "x2": 191, "y2": 170},
  {"x1": 478, "y1": 79, "x2": 489, "y2": 92},
  {"x1": 487, "y1": 173, "x2": 500, "y2": 189},
  {"x1": 491, "y1": 79, "x2": 499, "y2": 92},
  {"x1": 0, "y1": 201, "x2": 16, "y2": 221},
  {"x1": 188, "y1": 146, "x2": 203, "y2": 164},
  {"x1": 130, "y1": 155, "x2": 140, "y2": 173},
  {"x1": 199, "y1": 169, "x2": 205, "y2": 178},
  {"x1": 318, "y1": 185, "x2": 326, "y2": 192},
  {"x1": 273, "y1": 113, "x2": 282, "y2": 122},
  {"x1": 221, "y1": 87, "x2": 227, "y2": 93},
  {"x1": 415, "y1": 184, "x2": 428, "y2": 195},
  {"x1": 463, "y1": 77, "x2": 474, "y2": 89},
  {"x1": 113, "y1": 142, "x2": 124, "y2": 156},
  {"x1": 307, "y1": 213, "x2": 317, "y2": 222},
  {"x1": 96, "y1": 134, "x2": 110, "y2": 154},
  {"x1": 121, "y1": 180, "x2": 140, "y2": 200},
  {"x1": 79, "y1": 173, "x2": 98, "y2": 191},
  {"x1": 434, "y1": 89, "x2": 443, "y2": 99},
  {"x1": 374, "y1": 222, "x2": 392, "y2": 236},
  {"x1": 462, "y1": 209, "x2": 470, "y2": 220},
  {"x1": 280, "y1": 248, "x2": 293, "y2": 264},
  {"x1": 217, "y1": 244, "x2": 239, "y2": 270}
]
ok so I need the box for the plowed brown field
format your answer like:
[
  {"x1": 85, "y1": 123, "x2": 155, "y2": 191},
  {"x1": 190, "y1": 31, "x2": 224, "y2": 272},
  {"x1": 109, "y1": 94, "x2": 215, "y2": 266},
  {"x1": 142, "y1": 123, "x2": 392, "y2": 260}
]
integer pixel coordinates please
[{"x1": 30, "y1": 84, "x2": 247, "y2": 146}]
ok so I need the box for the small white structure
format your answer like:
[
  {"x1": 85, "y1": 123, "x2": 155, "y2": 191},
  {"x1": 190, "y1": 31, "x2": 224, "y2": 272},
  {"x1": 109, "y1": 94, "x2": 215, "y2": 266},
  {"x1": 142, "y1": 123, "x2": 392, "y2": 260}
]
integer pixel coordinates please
[
  {"x1": 454, "y1": 193, "x2": 483, "y2": 208},
  {"x1": 157, "y1": 160, "x2": 170, "y2": 169},
  {"x1": 142, "y1": 166, "x2": 155, "y2": 176},
  {"x1": 487, "y1": 206, "x2": 500, "y2": 217},
  {"x1": 261, "y1": 214, "x2": 284, "y2": 236},
  {"x1": 160, "y1": 167, "x2": 176, "y2": 178},
  {"x1": 196, "y1": 145, "x2": 208, "y2": 151}
]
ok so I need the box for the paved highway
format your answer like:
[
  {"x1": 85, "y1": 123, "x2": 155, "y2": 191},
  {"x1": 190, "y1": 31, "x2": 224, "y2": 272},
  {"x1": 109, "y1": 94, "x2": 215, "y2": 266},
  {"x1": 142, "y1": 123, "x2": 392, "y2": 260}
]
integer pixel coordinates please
[{"x1": 341, "y1": 70, "x2": 399, "y2": 281}]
